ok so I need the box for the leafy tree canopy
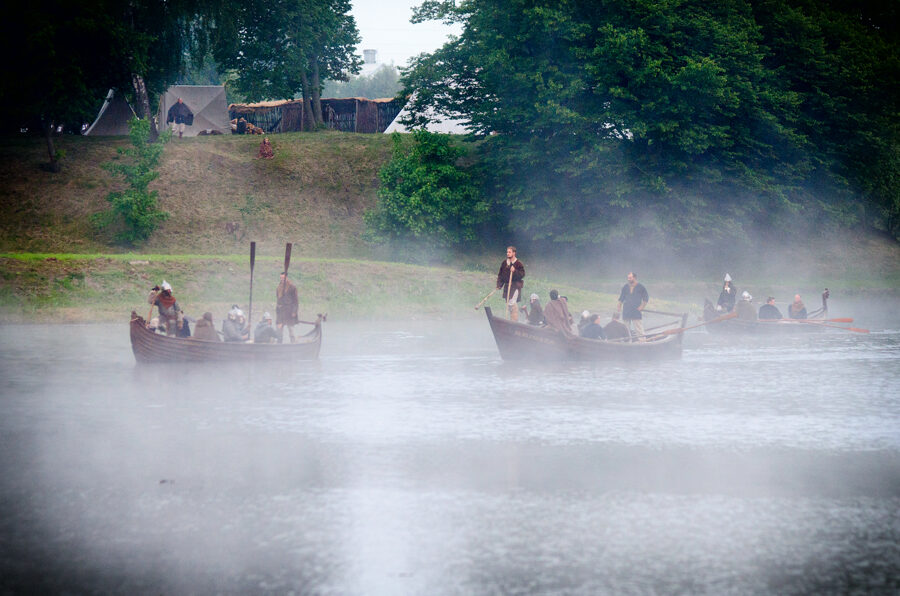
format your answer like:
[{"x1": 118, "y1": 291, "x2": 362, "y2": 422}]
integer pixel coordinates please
[{"x1": 401, "y1": 0, "x2": 900, "y2": 246}]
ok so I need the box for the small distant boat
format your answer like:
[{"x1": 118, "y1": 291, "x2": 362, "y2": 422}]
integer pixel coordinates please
[
  {"x1": 484, "y1": 306, "x2": 688, "y2": 361},
  {"x1": 702, "y1": 289, "x2": 831, "y2": 335},
  {"x1": 129, "y1": 311, "x2": 323, "y2": 364}
]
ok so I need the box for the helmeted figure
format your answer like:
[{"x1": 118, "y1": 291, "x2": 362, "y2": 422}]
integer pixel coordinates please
[{"x1": 147, "y1": 280, "x2": 183, "y2": 337}]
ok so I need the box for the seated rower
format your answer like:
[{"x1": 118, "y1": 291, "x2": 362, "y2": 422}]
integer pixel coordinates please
[
  {"x1": 758, "y1": 297, "x2": 782, "y2": 320},
  {"x1": 580, "y1": 313, "x2": 606, "y2": 340},
  {"x1": 787, "y1": 294, "x2": 807, "y2": 319},
  {"x1": 603, "y1": 312, "x2": 630, "y2": 341},
  {"x1": 222, "y1": 306, "x2": 250, "y2": 342},
  {"x1": 735, "y1": 291, "x2": 757, "y2": 321},
  {"x1": 254, "y1": 312, "x2": 279, "y2": 344},
  {"x1": 192, "y1": 312, "x2": 221, "y2": 341}
]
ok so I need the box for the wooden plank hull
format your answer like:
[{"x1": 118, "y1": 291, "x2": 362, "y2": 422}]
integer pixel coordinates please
[
  {"x1": 130, "y1": 311, "x2": 322, "y2": 364},
  {"x1": 485, "y1": 307, "x2": 686, "y2": 362}
]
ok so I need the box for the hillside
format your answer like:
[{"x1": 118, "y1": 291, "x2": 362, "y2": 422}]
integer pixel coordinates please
[{"x1": 0, "y1": 131, "x2": 898, "y2": 323}]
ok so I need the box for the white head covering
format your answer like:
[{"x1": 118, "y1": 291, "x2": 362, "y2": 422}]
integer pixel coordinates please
[
  {"x1": 530, "y1": 293, "x2": 539, "y2": 301},
  {"x1": 741, "y1": 291, "x2": 752, "y2": 300},
  {"x1": 724, "y1": 273, "x2": 732, "y2": 282},
  {"x1": 582, "y1": 310, "x2": 590, "y2": 318},
  {"x1": 262, "y1": 311, "x2": 272, "y2": 320},
  {"x1": 161, "y1": 280, "x2": 172, "y2": 291},
  {"x1": 229, "y1": 306, "x2": 242, "y2": 318}
]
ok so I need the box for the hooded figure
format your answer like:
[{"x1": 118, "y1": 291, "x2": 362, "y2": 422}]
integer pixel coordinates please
[
  {"x1": 254, "y1": 312, "x2": 280, "y2": 344},
  {"x1": 222, "y1": 306, "x2": 249, "y2": 342},
  {"x1": 522, "y1": 293, "x2": 544, "y2": 326},
  {"x1": 736, "y1": 290, "x2": 757, "y2": 321},
  {"x1": 717, "y1": 274, "x2": 736, "y2": 312},
  {"x1": 192, "y1": 312, "x2": 221, "y2": 341}
]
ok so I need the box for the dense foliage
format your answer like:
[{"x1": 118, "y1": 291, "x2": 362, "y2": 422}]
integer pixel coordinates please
[
  {"x1": 92, "y1": 119, "x2": 170, "y2": 245},
  {"x1": 365, "y1": 131, "x2": 489, "y2": 246},
  {"x1": 401, "y1": 0, "x2": 900, "y2": 246}
]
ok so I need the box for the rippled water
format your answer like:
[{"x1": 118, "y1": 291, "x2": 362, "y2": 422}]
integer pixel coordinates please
[{"x1": 1, "y1": 308, "x2": 899, "y2": 594}]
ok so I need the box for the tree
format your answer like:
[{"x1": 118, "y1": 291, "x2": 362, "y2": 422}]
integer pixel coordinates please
[
  {"x1": 92, "y1": 118, "x2": 170, "y2": 245},
  {"x1": 365, "y1": 131, "x2": 489, "y2": 246},
  {"x1": 322, "y1": 64, "x2": 402, "y2": 99},
  {"x1": 212, "y1": 0, "x2": 361, "y2": 129},
  {"x1": 401, "y1": 0, "x2": 900, "y2": 247}
]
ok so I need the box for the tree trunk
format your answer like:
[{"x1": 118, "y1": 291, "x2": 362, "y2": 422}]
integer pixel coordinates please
[
  {"x1": 311, "y1": 58, "x2": 323, "y2": 126},
  {"x1": 43, "y1": 119, "x2": 60, "y2": 173},
  {"x1": 131, "y1": 73, "x2": 158, "y2": 138},
  {"x1": 300, "y1": 70, "x2": 316, "y2": 131}
]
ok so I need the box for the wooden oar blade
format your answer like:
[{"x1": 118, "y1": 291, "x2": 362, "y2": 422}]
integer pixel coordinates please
[
  {"x1": 250, "y1": 241, "x2": 256, "y2": 270},
  {"x1": 283, "y1": 242, "x2": 293, "y2": 275}
]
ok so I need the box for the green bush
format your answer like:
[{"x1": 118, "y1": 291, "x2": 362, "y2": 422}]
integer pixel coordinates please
[
  {"x1": 365, "y1": 131, "x2": 488, "y2": 246},
  {"x1": 91, "y1": 118, "x2": 170, "y2": 245}
]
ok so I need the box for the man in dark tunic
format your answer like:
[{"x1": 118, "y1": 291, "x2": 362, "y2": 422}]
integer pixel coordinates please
[
  {"x1": 580, "y1": 313, "x2": 606, "y2": 340},
  {"x1": 276, "y1": 271, "x2": 300, "y2": 343},
  {"x1": 758, "y1": 297, "x2": 783, "y2": 320},
  {"x1": 166, "y1": 97, "x2": 193, "y2": 138},
  {"x1": 496, "y1": 246, "x2": 525, "y2": 321},
  {"x1": 617, "y1": 272, "x2": 649, "y2": 341},
  {"x1": 543, "y1": 289, "x2": 575, "y2": 337}
]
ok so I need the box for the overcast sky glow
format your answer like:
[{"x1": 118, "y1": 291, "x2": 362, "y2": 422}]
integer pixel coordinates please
[{"x1": 351, "y1": 0, "x2": 462, "y2": 68}]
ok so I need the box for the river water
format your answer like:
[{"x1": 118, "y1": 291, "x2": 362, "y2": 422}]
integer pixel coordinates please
[{"x1": 1, "y1": 303, "x2": 899, "y2": 594}]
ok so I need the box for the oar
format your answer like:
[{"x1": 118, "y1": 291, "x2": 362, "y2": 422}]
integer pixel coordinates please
[
  {"x1": 247, "y1": 241, "x2": 256, "y2": 328},
  {"x1": 283, "y1": 242, "x2": 292, "y2": 276},
  {"x1": 474, "y1": 288, "x2": 497, "y2": 310},
  {"x1": 801, "y1": 321, "x2": 869, "y2": 333},
  {"x1": 658, "y1": 311, "x2": 738, "y2": 336},
  {"x1": 506, "y1": 262, "x2": 515, "y2": 318},
  {"x1": 760, "y1": 317, "x2": 854, "y2": 324}
]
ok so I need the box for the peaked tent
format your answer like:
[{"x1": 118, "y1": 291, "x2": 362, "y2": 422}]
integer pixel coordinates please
[
  {"x1": 84, "y1": 89, "x2": 136, "y2": 136},
  {"x1": 157, "y1": 85, "x2": 229, "y2": 137},
  {"x1": 383, "y1": 93, "x2": 470, "y2": 135}
]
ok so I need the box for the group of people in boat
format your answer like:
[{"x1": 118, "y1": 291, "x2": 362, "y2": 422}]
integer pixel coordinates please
[
  {"x1": 496, "y1": 246, "x2": 651, "y2": 341},
  {"x1": 146, "y1": 269, "x2": 303, "y2": 343},
  {"x1": 713, "y1": 273, "x2": 820, "y2": 321}
]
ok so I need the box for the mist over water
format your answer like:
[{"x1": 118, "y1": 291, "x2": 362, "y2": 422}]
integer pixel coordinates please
[{"x1": 1, "y1": 302, "x2": 899, "y2": 594}]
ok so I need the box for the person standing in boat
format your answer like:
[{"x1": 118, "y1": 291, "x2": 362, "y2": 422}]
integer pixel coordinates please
[
  {"x1": 735, "y1": 291, "x2": 757, "y2": 321},
  {"x1": 788, "y1": 294, "x2": 808, "y2": 319},
  {"x1": 617, "y1": 272, "x2": 649, "y2": 341},
  {"x1": 276, "y1": 271, "x2": 300, "y2": 343},
  {"x1": 496, "y1": 246, "x2": 525, "y2": 321},
  {"x1": 758, "y1": 297, "x2": 783, "y2": 320},
  {"x1": 717, "y1": 274, "x2": 737, "y2": 312},
  {"x1": 147, "y1": 280, "x2": 183, "y2": 337},
  {"x1": 543, "y1": 290, "x2": 575, "y2": 337}
]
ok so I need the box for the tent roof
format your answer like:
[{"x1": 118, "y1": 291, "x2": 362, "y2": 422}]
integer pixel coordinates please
[
  {"x1": 84, "y1": 89, "x2": 136, "y2": 136},
  {"x1": 158, "y1": 85, "x2": 229, "y2": 137}
]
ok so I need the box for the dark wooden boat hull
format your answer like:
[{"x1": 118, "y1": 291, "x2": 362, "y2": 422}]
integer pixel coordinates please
[
  {"x1": 485, "y1": 307, "x2": 686, "y2": 362},
  {"x1": 130, "y1": 311, "x2": 322, "y2": 363}
]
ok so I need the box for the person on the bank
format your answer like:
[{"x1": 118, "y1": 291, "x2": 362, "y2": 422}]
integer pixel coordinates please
[
  {"x1": 617, "y1": 272, "x2": 649, "y2": 340},
  {"x1": 735, "y1": 291, "x2": 757, "y2": 321},
  {"x1": 717, "y1": 274, "x2": 737, "y2": 313},
  {"x1": 758, "y1": 297, "x2": 783, "y2": 320},
  {"x1": 147, "y1": 280, "x2": 183, "y2": 337},
  {"x1": 254, "y1": 312, "x2": 279, "y2": 344},
  {"x1": 257, "y1": 137, "x2": 274, "y2": 159},
  {"x1": 192, "y1": 312, "x2": 221, "y2": 341},
  {"x1": 603, "y1": 312, "x2": 630, "y2": 340},
  {"x1": 496, "y1": 246, "x2": 525, "y2": 322},
  {"x1": 580, "y1": 313, "x2": 606, "y2": 340},
  {"x1": 222, "y1": 306, "x2": 249, "y2": 342},
  {"x1": 788, "y1": 294, "x2": 807, "y2": 319},
  {"x1": 166, "y1": 97, "x2": 193, "y2": 138},
  {"x1": 543, "y1": 289, "x2": 575, "y2": 336},
  {"x1": 276, "y1": 271, "x2": 300, "y2": 343},
  {"x1": 521, "y1": 293, "x2": 545, "y2": 326}
]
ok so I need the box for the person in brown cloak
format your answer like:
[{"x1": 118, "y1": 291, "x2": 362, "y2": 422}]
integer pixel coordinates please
[
  {"x1": 192, "y1": 312, "x2": 221, "y2": 341},
  {"x1": 276, "y1": 271, "x2": 300, "y2": 343},
  {"x1": 542, "y1": 289, "x2": 575, "y2": 337}
]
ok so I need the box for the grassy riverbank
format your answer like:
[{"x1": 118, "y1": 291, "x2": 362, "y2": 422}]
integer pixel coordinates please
[{"x1": 1, "y1": 132, "x2": 898, "y2": 323}]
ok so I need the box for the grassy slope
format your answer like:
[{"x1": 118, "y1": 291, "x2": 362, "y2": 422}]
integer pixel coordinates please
[{"x1": 0, "y1": 132, "x2": 898, "y2": 323}]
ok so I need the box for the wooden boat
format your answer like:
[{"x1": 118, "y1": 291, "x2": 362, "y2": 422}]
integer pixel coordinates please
[
  {"x1": 701, "y1": 290, "x2": 830, "y2": 335},
  {"x1": 130, "y1": 311, "x2": 323, "y2": 364},
  {"x1": 484, "y1": 306, "x2": 688, "y2": 362}
]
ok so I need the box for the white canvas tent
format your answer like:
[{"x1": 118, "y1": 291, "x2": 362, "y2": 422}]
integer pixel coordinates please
[
  {"x1": 157, "y1": 85, "x2": 229, "y2": 137},
  {"x1": 84, "y1": 89, "x2": 136, "y2": 136},
  {"x1": 383, "y1": 93, "x2": 470, "y2": 134}
]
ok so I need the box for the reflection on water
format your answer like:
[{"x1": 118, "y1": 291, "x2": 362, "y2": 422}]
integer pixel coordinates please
[{"x1": 1, "y1": 312, "x2": 899, "y2": 594}]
